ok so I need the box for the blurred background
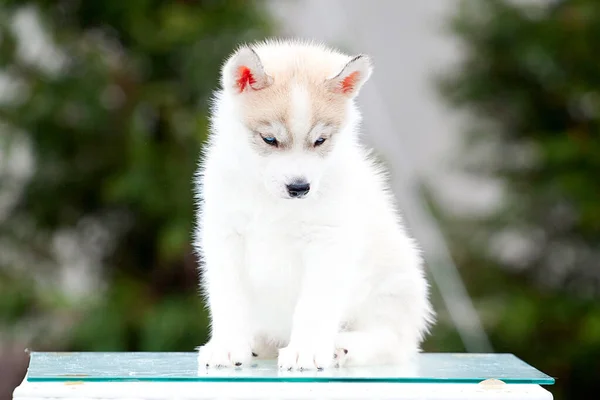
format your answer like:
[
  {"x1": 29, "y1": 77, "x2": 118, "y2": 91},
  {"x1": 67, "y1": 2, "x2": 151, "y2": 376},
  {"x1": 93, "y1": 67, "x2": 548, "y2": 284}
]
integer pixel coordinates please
[{"x1": 0, "y1": 0, "x2": 598, "y2": 399}]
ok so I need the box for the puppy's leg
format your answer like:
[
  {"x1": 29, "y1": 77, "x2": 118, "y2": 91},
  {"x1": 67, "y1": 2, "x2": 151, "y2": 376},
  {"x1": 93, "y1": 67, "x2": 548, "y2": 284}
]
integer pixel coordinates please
[
  {"x1": 197, "y1": 230, "x2": 254, "y2": 368},
  {"x1": 278, "y1": 237, "x2": 357, "y2": 371},
  {"x1": 334, "y1": 272, "x2": 433, "y2": 368}
]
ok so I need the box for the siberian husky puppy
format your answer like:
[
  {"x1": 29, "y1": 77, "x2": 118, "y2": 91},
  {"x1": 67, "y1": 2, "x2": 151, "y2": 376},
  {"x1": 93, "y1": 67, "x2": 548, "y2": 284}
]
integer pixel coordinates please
[{"x1": 194, "y1": 39, "x2": 434, "y2": 371}]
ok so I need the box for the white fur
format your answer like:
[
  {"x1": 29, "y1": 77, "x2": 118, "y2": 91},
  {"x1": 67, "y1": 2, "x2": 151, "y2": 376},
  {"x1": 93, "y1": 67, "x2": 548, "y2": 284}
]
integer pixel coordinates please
[
  {"x1": 194, "y1": 39, "x2": 434, "y2": 371},
  {"x1": 289, "y1": 84, "x2": 312, "y2": 135}
]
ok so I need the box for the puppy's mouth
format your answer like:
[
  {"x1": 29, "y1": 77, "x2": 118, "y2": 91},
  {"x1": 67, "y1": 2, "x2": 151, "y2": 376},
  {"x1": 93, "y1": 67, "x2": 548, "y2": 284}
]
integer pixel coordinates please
[{"x1": 287, "y1": 193, "x2": 308, "y2": 200}]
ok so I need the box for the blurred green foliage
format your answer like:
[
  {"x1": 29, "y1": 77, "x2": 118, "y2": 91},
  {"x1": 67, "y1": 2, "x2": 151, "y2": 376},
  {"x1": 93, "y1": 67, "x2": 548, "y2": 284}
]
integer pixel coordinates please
[
  {"x1": 428, "y1": 1, "x2": 600, "y2": 399},
  {"x1": 0, "y1": 0, "x2": 271, "y2": 366}
]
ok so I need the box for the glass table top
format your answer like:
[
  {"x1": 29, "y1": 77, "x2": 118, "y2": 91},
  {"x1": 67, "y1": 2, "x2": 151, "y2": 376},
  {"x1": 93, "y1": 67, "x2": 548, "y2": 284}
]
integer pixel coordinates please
[{"x1": 26, "y1": 352, "x2": 554, "y2": 385}]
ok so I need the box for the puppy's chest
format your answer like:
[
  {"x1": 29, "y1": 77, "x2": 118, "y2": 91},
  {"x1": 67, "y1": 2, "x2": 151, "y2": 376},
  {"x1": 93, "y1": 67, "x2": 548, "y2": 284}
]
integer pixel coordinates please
[{"x1": 240, "y1": 213, "x2": 306, "y2": 297}]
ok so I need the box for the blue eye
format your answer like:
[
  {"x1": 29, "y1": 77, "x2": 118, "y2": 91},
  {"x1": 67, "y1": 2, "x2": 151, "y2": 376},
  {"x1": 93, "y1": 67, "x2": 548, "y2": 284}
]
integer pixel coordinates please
[
  {"x1": 314, "y1": 137, "x2": 326, "y2": 147},
  {"x1": 262, "y1": 136, "x2": 278, "y2": 146}
]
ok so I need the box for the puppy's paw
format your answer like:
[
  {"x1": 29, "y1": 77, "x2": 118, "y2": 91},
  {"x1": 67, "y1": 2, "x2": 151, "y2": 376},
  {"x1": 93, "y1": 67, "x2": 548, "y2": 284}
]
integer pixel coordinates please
[
  {"x1": 197, "y1": 338, "x2": 253, "y2": 368},
  {"x1": 334, "y1": 331, "x2": 370, "y2": 367},
  {"x1": 278, "y1": 343, "x2": 334, "y2": 371},
  {"x1": 334, "y1": 330, "x2": 416, "y2": 367},
  {"x1": 333, "y1": 347, "x2": 349, "y2": 367}
]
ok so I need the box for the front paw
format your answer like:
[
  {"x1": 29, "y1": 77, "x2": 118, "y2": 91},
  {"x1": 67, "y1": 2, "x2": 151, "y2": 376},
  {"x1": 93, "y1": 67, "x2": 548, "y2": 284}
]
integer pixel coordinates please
[
  {"x1": 197, "y1": 338, "x2": 253, "y2": 368},
  {"x1": 278, "y1": 343, "x2": 335, "y2": 371}
]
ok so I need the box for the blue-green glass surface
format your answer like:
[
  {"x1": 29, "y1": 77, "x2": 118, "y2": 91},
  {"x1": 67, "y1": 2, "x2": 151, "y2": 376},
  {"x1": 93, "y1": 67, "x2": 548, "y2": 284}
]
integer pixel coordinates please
[{"x1": 25, "y1": 352, "x2": 554, "y2": 385}]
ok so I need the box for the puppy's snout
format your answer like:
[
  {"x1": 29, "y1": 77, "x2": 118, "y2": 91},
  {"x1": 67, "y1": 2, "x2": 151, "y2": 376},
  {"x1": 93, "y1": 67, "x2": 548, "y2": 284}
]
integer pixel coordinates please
[{"x1": 286, "y1": 180, "x2": 310, "y2": 198}]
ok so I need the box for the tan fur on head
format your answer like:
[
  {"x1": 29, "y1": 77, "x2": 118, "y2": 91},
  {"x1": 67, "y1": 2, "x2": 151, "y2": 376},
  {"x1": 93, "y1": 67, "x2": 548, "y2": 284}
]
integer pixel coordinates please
[{"x1": 221, "y1": 39, "x2": 373, "y2": 149}]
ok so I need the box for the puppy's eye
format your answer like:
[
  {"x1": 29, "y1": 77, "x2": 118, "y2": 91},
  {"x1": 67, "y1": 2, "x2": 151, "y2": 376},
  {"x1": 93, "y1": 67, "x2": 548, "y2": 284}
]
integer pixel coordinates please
[
  {"x1": 314, "y1": 137, "x2": 326, "y2": 147},
  {"x1": 262, "y1": 136, "x2": 278, "y2": 147}
]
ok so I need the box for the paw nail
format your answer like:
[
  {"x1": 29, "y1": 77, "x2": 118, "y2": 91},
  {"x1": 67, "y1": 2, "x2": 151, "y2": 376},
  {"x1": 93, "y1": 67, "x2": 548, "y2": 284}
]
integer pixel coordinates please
[{"x1": 252, "y1": 352, "x2": 258, "y2": 357}]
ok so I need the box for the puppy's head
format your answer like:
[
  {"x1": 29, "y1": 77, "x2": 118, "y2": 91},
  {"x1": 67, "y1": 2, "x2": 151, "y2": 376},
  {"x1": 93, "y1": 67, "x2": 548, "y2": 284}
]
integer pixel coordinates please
[{"x1": 220, "y1": 41, "x2": 372, "y2": 200}]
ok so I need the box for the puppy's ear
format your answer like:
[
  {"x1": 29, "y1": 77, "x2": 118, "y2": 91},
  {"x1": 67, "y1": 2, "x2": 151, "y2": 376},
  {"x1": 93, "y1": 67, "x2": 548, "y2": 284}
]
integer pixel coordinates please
[
  {"x1": 222, "y1": 46, "x2": 273, "y2": 93},
  {"x1": 325, "y1": 55, "x2": 373, "y2": 98}
]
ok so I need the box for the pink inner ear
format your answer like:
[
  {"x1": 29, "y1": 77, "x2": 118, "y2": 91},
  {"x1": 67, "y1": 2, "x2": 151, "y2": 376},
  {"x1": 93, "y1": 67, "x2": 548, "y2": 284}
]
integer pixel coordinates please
[
  {"x1": 341, "y1": 71, "x2": 360, "y2": 94},
  {"x1": 236, "y1": 66, "x2": 256, "y2": 92}
]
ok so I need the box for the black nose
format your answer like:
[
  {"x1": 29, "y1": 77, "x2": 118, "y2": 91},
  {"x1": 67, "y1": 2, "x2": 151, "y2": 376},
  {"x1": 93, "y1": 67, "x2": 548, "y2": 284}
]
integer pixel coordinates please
[{"x1": 286, "y1": 181, "x2": 310, "y2": 198}]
